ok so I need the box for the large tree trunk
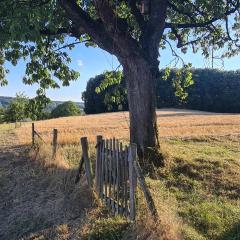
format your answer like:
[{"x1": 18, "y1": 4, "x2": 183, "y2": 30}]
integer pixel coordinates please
[{"x1": 121, "y1": 56, "x2": 159, "y2": 162}]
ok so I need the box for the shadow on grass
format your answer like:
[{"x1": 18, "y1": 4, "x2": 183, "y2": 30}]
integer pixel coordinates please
[
  {"x1": 0, "y1": 144, "x2": 95, "y2": 240},
  {"x1": 218, "y1": 222, "x2": 240, "y2": 240}
]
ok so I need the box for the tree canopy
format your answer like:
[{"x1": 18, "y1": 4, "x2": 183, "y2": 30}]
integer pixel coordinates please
[
  {"x1": 51, "y1": 101, "x2": 81, "y2": 118},
  {"x1": 1, "y1": 1, "x2": 239, "y2": 92}
]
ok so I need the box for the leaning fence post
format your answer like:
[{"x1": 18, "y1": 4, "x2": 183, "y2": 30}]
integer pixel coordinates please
[
  {"x1": 96, "y1": 135, "x2": 103, "y2": 194},
  {"x1": 81, "y1": 137, "x2": 93, "y2": 188},
  {"x1": 128, "y1": 143, "x2": 137, "y2": 221},
  {"x1": 133, "y1": 159, "x2": 159, "y2": 221},
  {"x1": 52, "y1": 129, "x2": 58, "y2": 159},
  {"x1": 32, "y1": 123, "x2": 35, "y2": 146}
]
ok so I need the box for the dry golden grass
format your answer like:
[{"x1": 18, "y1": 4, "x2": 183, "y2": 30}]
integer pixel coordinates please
[{"x1": 15, "y1": 109, "x2": 240, "y2": 146}]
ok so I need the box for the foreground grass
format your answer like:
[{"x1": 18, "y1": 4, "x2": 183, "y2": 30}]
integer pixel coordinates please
[
  {"x1": 54, "y1": 135, "x2": 240, "y2": 239},
  {"x1": 157, "y1": 136, "x2": 240, "y2": 240},
  {"x1": 2, "y1": 110, "x2": 240, "y2": 239}
]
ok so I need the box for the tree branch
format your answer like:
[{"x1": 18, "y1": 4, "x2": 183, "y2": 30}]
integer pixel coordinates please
[
  {"x1": 165, "y1": 0, "x2": 240, "y2": 29},
  {"x1": 140, "y1": 0, "x2": 168, "y2": 61},
  {"x1": 127, "y1": 0, "x2": 146, "y2": 31},
  {"x1": 58, "y1": 0, "x2": 116, "y2": 55},
  {"x1": 92, "y1": 0, "x2": 142, "y2": 58},
  {"x1": 54, "y1": 40, "x2": 91, "y2": 51},
  {"x1": 39, "y1": 27, "x2": 71, "y2": 35}
]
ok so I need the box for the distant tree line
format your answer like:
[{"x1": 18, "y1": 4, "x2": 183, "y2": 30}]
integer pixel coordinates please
[
  {"x1": 0, "y1": 94, "x2": 81, "y2": 124},
  {"x1": 83, "y1": 69, "x2": 240, "y2": 114}
]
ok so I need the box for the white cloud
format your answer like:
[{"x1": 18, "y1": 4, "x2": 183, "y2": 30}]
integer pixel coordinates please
[{"x1": 77, "y1": 59, "x2": 83, "y2": 67}]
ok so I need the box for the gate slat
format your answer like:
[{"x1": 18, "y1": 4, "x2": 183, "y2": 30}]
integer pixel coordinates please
[
  {"x1": 124, "y1": 146, "x2": 129, "y2": 216},
  {"x1": 105, "y1": 140, "x2": 109, "y2": 206},
  {"x1": 119, "y1": 142, "x2": 124, "y2": 214},
  {"x1": 116, "y1": 139, "x2": 120, "y2": 214},
  {"x1": 112, "y1": 138, "x2": 116, "y2": 214},
  {"x1": 100, "y1": 140, "x2": 105, "y2": 200},
  {"x1": 109, "y1": 139, "x2": 113, "y2": 211}
]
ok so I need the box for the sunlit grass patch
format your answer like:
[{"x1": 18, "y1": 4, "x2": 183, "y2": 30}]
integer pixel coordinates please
[
  {"x1": 0, "y1": 122, "x2": 16, "y2": 131},
  {"x1": 87, "y1": 216, "x2": 129, "y2": 240},
  {"x1": 157, "y1": 136, "x2": 240, "y2": 240}
]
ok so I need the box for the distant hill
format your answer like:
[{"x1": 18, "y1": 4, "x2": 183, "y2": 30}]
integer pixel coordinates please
[
  {"x1": 0, "y1": 96, "x2": 13, "y2": 109},
  {"x1": 0, "y1": 96, "x2": 84, "y2": 112}
]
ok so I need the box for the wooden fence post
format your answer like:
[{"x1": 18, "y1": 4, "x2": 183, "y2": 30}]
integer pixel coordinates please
[
  {"x1": 52, "y1": 129, "x2": 58, "y2": 159},
  {"x1": 75, "y1": 156, "x2": 85, "y2": 184},
  {"x1": 32, "y1": 123, "x2": 35, "y2": 146},
  {"x1": 81, "y1": 137, "x2": 93, "y2": 188},
  {"x1": 128, "y1": 143, "x2": 137, "y2": 221},
  {"x1": 95, "y1": 135, "x2": 103, "y2": 194},
  {"x1": 133, "y1": 160, "x2": 159, "y2": 221}
]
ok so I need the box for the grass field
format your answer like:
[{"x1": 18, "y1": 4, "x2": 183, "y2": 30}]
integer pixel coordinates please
[
  {"x1": 15, "y1": 109, "x2": 240, "y2": 145},
  {"x1": 1, "y1": 109, "x2": 240, "y2": 239}
]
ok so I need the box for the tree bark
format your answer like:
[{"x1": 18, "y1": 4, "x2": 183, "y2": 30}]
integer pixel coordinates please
[{"x1": 121, "y1": 56, "x2": 159, "y2": 161}]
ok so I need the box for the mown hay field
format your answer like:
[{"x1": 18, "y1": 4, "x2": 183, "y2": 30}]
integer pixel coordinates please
[{"x1": 15, "y1": 109, "x2": 240, "y2": 145}]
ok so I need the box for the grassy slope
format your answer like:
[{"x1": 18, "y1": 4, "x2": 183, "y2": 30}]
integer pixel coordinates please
[
  {"x1": 54, "y1": 136, "x2": 240, "y2": 239},
  {"x1": 157, "y1": 136, "x2": 240, "y2": 240},
  {"x1": 1, "y1": 110, "x2": 240, "y2": 239}
]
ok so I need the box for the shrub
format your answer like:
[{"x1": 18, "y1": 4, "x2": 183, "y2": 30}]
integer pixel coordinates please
[{"x1": 51, "y1": 101, "x2": 81, "y2": 118}]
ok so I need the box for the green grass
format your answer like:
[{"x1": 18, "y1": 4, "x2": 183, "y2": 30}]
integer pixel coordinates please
[
  {"x1": 0, "y1": 122, "x2": 15, "y2": 131},
  {"x1": 0, "y1": 122, "x2": 26, "y2": 132},
  {"x1": 26, "y1": 134, "x2": 240, "y2": 240},
  {"x1": 87, "y1": 216, "x2": 129, "y2": 240},
  {"x1": 155, "y1": 136, "x2": 240, "y2": 240}
]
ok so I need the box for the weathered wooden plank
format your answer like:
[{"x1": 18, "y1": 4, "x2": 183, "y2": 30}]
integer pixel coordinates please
[
  {"x1": 100, "y1": 139, "x2": 105, "y2": 200},
  {"x1": 116, "y1": 139, "x2": 120, "y2": 214},
  {"x1": 124, "y1": 146, "x2": 129, "y2": 216},
  {"x1": 81, "y1": 137, "x2": 92, "y2": 188},
  {"x1": 112, "y1": 138, "x2": 117, "y2": 213},
  {"x1": 75, "y1": 156, "x2": 85, "y2": 184},
  {"x1": 105, "y1": 139, "x2": 109, "y2": 206},
  {"x1": 95, "y1": 135, "x2": 103, "y2": 194},
  {"x1": 32, "y1": 123, "x2": 35, "y2": 146},
  {"x1": 133, "y1": 159, "x2": 159, "y2": 221},
  {"x1": 109, "y1": 139, "x2": 113, "y2": 209},
  {"x1": 52, "y1": 129, "x2": 58, "y2": 159},
  {"x1": 119, "y1": 142, "x2": 124, "y2": 215},
  {"x1": 128, "y1": 144, "x2": 136, "y2": 221}
]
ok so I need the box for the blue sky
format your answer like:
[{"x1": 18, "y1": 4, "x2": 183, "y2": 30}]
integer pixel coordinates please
[{"x1": 0, "y1": 43, "x2": 239, "y2": 102}]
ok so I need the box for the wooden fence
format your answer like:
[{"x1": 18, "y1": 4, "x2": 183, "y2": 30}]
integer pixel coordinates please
[
  {"x1": 76, "y1": 135, "x2": 158, "y2": 221},
  {"x1": 32, "y1": 123, "x2": 158, "y2": 221},
  {"x1": 32, "y1": 123, "x2": 58, "y2": 159}
]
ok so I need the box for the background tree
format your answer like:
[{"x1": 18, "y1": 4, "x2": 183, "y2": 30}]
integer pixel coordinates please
[
  {"x1": 0, "y1": 107, "x2": 5, "y2": 123},
  {"x1": 4, "y1": 93, "x2": 29, "y2": 123},
  {"x1": 83, "y1": 71, "x2": 128, "y2": 114},
  {"x1": 0, "y1": 0, "x2": 240, "y2": 161},
  {"x1": 26, "y1": 95, "x2": 51, "y2": 120},
  {"x1": 51, "y1": 101, "x2": 81, "y2": 118},
  {"x1": 85, "y1": 68, "x2": 240, "y2": 113}
]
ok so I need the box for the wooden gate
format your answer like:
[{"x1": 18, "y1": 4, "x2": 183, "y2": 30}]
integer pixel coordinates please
[
  {"x1": 94, "y1": 136, "x2": 137, "y2": 220},
  {"x1": 75, "y1": 135, "x2": 158, "y2": 221}
]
